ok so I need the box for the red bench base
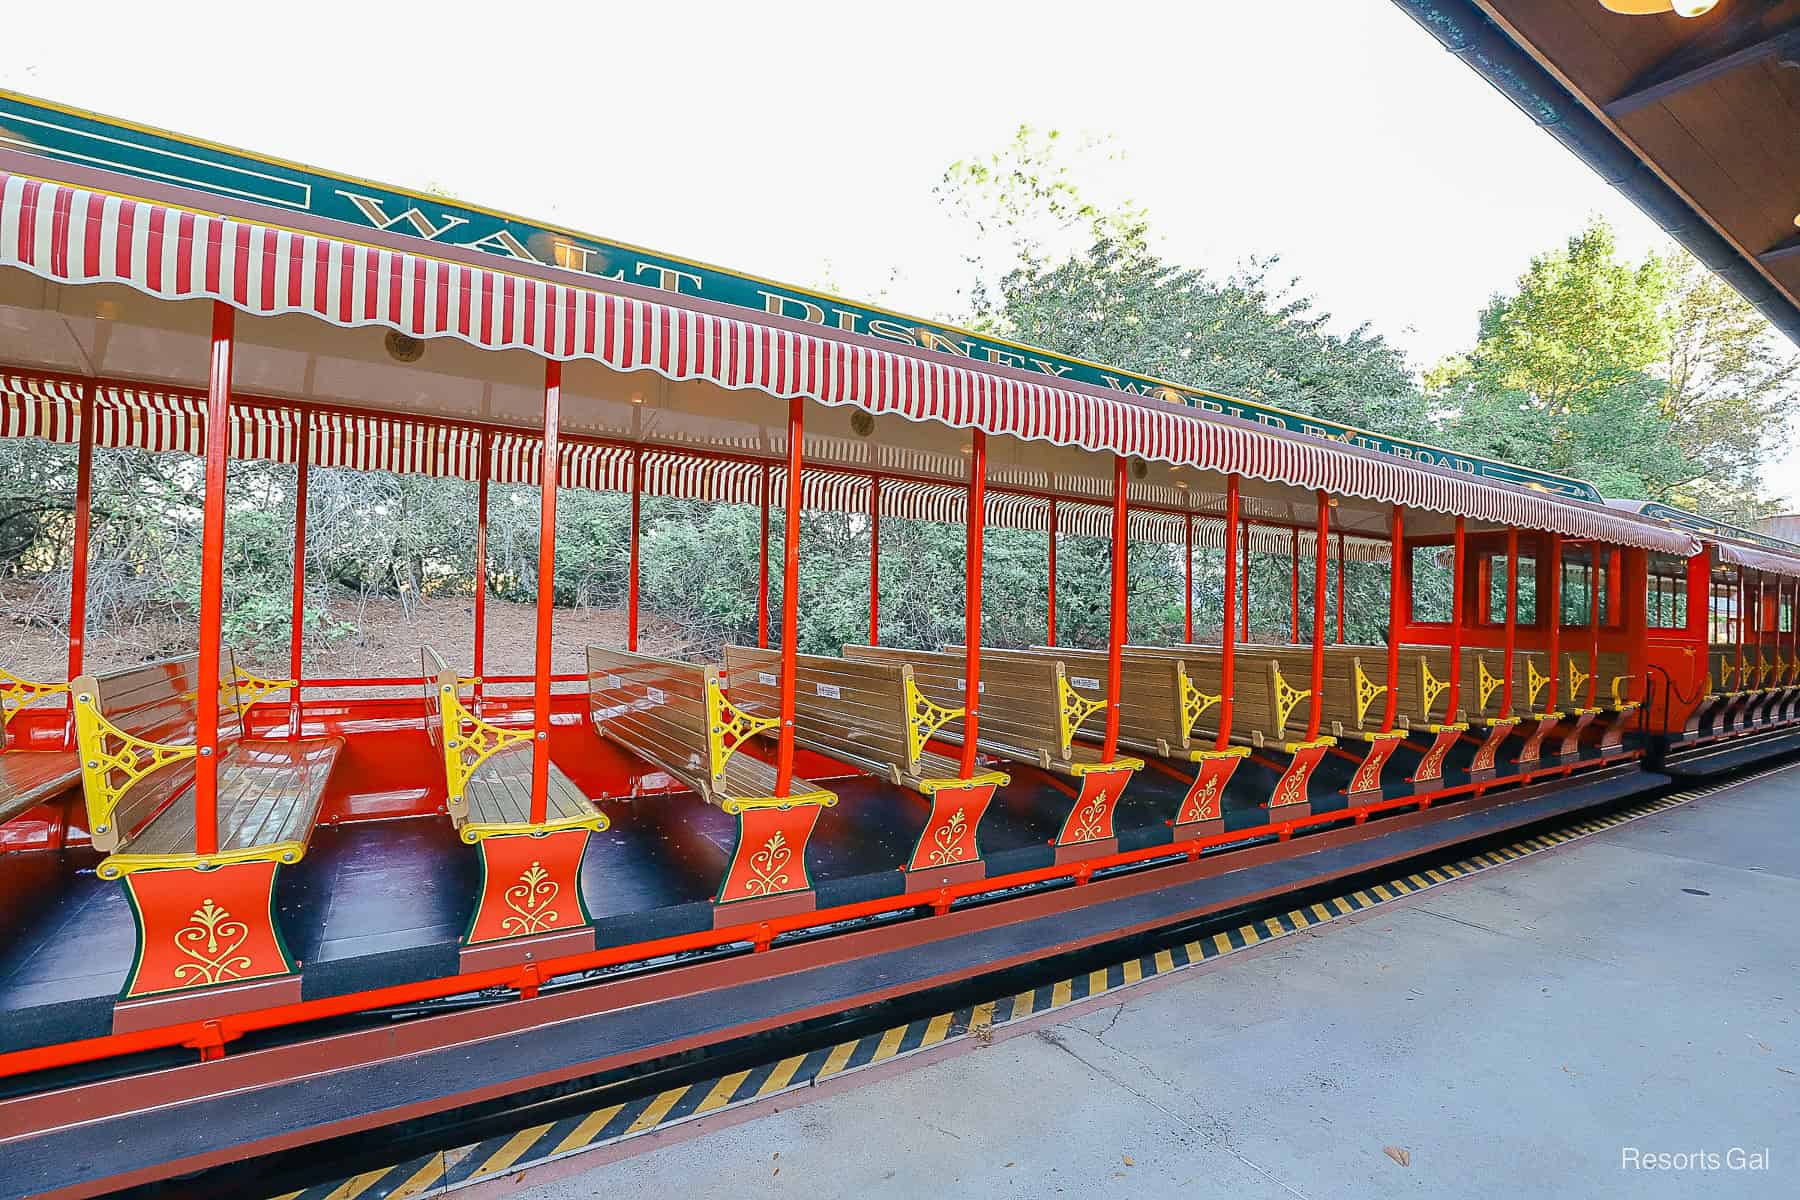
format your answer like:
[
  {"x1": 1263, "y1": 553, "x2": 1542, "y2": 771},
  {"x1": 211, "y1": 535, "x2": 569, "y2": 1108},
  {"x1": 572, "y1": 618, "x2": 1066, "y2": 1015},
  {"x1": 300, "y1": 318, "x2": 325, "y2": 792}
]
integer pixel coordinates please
[
  {"x1": 465, "y1": 828, "x2": 595, "y2": 945},
  {"x1": 119, "y1": 861, "x2": 295, "y2": 1000}
]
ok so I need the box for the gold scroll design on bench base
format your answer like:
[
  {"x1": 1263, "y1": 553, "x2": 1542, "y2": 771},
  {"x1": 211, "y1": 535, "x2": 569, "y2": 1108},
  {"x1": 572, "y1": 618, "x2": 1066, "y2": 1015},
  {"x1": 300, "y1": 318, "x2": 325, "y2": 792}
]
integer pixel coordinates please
[{"x1": 502, "y1": 861, "x2": 559, "y2": 937}]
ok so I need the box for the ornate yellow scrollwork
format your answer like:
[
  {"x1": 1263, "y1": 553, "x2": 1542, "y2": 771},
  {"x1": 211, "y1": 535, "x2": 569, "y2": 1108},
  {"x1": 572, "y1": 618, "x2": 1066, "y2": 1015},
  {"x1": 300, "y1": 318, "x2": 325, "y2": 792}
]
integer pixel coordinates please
[
  {"x1": 744, "y1": 830, "x2": 792, "y2": 896},
  {"x1": 1352, "y1": 658, "x2": 1389, "y2": 726},
  {"x1": 1610, "y1": 674, "x2": 1637, "y2": 709},
  {"x1": 706, "y1": 676, "x2": 777, "y2": 784},
  {"x1": 1567, "y1": 657, "x2": 1591, "y2": 702},
  {"x1": 1176, "y1": 664, "x2": 1220, "y2": 741},
  {"x1": 1527, "y1": 658, "x2": 1551, "y2": 708},
  {"x1": 1420, "y1": 658, "x2": 1449, "y2": 721},
  {"x1": 1057, "y1": 675, "x2": 1106, "y2": 751},
  {"x1": 927, "y1": 807, "x2": 969, "y2": 866},
  {"x1": 0, "y1": 667, "x2": 66, "y2": 730},
  {"x1": 173, "y1": 897, "x2": 252, "y2": 988},
  {"x1": 439, "y1": 681, "x2": 530, "y2": 804},
  {"x1": 905, "y1": 675, "x2": 964, "y2": 765},
  {"x1": 1478, "y1": 657, "x2": 1503, "y2": 713},
  {"x1": 501, "y1": 861, "x2": 560, "y2": 937},
  {"x1": 1269, "y1": 661, "x2": 1310, "y2": 737},
  {"x1": 73, "y1": 686, "x2": 197, "y2": 841},
  {"x1": 224, "y1": 666, "x2": 294, "y2": 716}
]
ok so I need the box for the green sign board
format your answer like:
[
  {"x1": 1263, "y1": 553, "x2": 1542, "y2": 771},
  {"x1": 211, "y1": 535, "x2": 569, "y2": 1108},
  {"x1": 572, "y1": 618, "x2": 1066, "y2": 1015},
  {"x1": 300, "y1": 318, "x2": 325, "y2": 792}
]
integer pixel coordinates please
[
  {"x1": 0, "y1": 89, "x2": 1603, "y2": 501},
  {"x1": 1631, "y1": 502, "x2": 1800, "y2": 554}
]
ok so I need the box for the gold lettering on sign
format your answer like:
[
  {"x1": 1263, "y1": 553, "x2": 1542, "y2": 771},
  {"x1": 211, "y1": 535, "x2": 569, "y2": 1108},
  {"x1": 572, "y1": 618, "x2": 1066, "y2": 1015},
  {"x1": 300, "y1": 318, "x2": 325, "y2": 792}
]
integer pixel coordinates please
[
  {"x1": 865, "y1": 318, "x2": 918, "y2": 346},
  {"x1": 552, "y1": 240, "x2": 599, "y2": 272},
  {"x1": 1029, "y1": 358, "x2": 1073, "y2": 377},
  {"x1": 336, "y1": 190, "x2": 471, "y2": 241},
  {"x1": 460, "y1": 228, "x2": 540, "y2": 263},
  {"x1": 759, "y1": 291, "x2": 825, "y2": 325},
  {"x1": 636, "y1": 264, "x2": 703, "y2": 295}
]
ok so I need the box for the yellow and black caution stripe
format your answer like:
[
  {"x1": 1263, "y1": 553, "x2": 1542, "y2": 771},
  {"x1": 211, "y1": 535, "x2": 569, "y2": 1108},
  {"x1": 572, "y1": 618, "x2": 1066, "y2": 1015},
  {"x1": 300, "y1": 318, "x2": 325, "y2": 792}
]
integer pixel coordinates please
[{"x1": 273, "y1": 770, "x2": 1779, "y2": 1200}]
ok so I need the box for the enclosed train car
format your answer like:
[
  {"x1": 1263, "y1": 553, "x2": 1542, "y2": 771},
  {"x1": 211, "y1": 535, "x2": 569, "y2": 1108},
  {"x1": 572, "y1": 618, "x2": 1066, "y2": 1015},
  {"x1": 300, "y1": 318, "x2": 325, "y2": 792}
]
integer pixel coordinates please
[{"x1": 0, "y1": 93, "x2": 1796, "y2": 1198}]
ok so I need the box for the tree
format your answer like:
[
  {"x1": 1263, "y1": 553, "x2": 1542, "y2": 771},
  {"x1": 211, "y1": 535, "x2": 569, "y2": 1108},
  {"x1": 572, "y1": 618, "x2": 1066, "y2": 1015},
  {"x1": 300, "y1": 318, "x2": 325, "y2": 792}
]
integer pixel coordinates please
[
  {"x1": 938, "y1": 126, "x2": 1427, "y2": 434},
  {"x1": 1429, "y1": 219, "x2": 1794, "y2": 517}
]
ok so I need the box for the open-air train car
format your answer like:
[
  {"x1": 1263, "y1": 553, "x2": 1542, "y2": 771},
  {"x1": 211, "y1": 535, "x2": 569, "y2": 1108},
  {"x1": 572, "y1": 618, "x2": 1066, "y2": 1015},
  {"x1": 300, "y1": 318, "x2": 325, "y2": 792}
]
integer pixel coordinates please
[{"x1": 0, "y1": 92, "x2": 1797, "y2": 1198}]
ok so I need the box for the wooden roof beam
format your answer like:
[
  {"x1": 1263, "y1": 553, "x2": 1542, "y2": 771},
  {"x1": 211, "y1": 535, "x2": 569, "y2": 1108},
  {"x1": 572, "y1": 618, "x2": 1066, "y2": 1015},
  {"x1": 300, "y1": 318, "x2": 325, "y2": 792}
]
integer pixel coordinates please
[{"x1": 1605, "y1": 11, "x2": 1800, "y2": 118}]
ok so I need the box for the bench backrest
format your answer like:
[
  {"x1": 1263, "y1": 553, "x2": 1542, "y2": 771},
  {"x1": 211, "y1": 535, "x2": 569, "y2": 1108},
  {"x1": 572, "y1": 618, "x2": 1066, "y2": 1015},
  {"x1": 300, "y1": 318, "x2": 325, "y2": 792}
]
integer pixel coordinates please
[
  {"x1": 586, "y1": 646, "x2": 717, "y2": 802},
  {"x1": 1140, "y1": 644, "x2": 1320, "y2": 743},
  {"x1": 724, "y1": 645, "x2": 927, "y2": 783},
  {"x1": 1392, "y1": 645, "x2": 1457, "y2": 726},
  {"x1": 73, "y1": 653, "x2": 245, "y2": 852},
  {"x1": 845, "y1": 644, "x2": 1078, "y2": 765},
  {"x1": 1556, "y1": 649, "x2": 1636, "y2": 708},
  {"x1": 1006, "y1": 646, "x2": 1202, "y2": 756}
]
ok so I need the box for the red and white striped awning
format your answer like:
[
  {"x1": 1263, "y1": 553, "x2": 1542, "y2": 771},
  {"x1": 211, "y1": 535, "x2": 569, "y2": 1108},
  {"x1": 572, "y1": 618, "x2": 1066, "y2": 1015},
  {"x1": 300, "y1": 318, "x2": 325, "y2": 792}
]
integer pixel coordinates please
[
  {"x1": 1713, "y1": 540, "x2": 1800, "y2": 579},
  {"x1": 0, "y1": 170, "x2": 1697, "y2": 555}
]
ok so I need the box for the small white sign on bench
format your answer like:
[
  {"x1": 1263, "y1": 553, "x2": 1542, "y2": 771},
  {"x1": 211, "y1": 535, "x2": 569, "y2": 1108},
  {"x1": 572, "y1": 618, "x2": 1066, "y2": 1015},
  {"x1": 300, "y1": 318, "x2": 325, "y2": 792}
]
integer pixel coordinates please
[
  {"x1": 647, "y1": 686, "x2": 666, "y2": 704},
  {"x1": 955, "y1": 679, "x2": 986, "y2": 693},
  {"x1": 758, "y1": 672, "x2": 777, "y2": 687},
  {"x1": 815, "y1": 682, "x2": 842, "y2": 699},
  {"x1": 601, "y1": 674, "x2": 623, "y2": 690},
  {"x1": 1071, "y1": 675, "x2": 1102, "y2": 691}
]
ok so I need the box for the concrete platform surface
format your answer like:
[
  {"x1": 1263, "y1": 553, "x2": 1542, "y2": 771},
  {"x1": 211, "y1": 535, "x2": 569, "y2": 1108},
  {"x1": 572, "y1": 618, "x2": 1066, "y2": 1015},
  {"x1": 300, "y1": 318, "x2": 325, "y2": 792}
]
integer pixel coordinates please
[{"x1": 514, "y1": 768, "x2": 1800, "y2": 1199}]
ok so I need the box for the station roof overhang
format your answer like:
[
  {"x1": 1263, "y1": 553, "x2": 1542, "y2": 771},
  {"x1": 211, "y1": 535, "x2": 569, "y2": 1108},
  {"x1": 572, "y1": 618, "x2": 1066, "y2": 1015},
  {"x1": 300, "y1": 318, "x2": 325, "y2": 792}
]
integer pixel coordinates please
[
  {"x1": 1394, "y1": 0, "x2": 1800, "y2": 348},
  {"x1": 0, "y1": 148, "x2": 1699, "y2": 556}
]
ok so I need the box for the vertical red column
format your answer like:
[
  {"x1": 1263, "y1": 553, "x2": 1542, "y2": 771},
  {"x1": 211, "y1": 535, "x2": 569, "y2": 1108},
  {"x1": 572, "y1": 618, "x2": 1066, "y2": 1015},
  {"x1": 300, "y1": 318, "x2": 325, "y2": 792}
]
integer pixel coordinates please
[
  {"x1": 1545, "y1": 535, "x2": 1565, "y2": 710},
  {"x1": 869, "y1": 475, "x2": 881, "y2": 646},
  {"x1": 1289, "y1": 528, "x2": 1300, "y2": 644},
  {"x1": 757, "y1": 464, "x2": 770, "y2": 649},
  {"x1": 1382, "y1": 507, "x2": 1404, "y2": 730},
  {"x1": 1217, "y1": 475, "x2": 1239, "y2": 749},
  {"x1": 627, "y1": 445, "x2": 642, "y2": 653},
  {"x1": 1241, "y1": 529, "x2": 1251, "y2": 642},
  {"x1": 472, "y1": 430, "x2": 490, "y2": 709},
  {"x1": 1046, "y1": 498, "x2": 1058, "y2": 647},
  {"x1": 1589, "y1": 549, "x2": 1603, "y2": 707},
  {"x1": 1735, "y1": 566, "x2": 1746, "y2": 691},
  {"x1": 1305, "y1": 494, "x2": 1328, "y2": 740},
  {"x1": 961, "y1": 433, "x2": 987, "y2": 778},
  {"x1": 1183, "y1": 513, "x2": 1194, "y2": 645},
  {"x1": 530, "y1": 361, "x2": 562, "y2": 825},
  {"x1": 1102, "y1": 455, "x2": 1128, "y2": 760},
  {"x1": 66, "y1": 380, "x2": 96, "y2": 689},
  {"x1": 287, "y1": 411, "x2": 311, "y2": 739},
  {"x1": 774, "y1": 398, "x2": 804, "y2": 796},
  {"x1": 193, "y1": 302, "x2": 234, "y2": 856},
  {"x1": 1447, "y1": 517, "x2": 1466, "y2": 719},
  {"x1": 1501, "y1": 529, "x2": 1519, "y2": 713},
  {"x1": 1334, "y1": 531, "x2": 1346, "y2": 644}
]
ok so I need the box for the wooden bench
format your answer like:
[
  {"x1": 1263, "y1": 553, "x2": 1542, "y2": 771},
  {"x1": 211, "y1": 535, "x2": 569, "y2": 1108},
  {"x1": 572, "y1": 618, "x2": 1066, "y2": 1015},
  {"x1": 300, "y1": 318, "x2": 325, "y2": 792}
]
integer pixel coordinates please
[
  {"x1": 70, "y1": 652, "x2": 342, "y2": 999},
  {"x1": 587, "y1": 646, "x2": 835, "y2": 905},
  {"x1": 1, "y1": 666, "x2": 77, "y2": 825},
  {"x1": 723, "y1": 645, "x2": 1007, "y2": 873},
  {"x1": 420, "y1": 647, "x2": 609, "y2": 946},
  {"x1": 844, "y1": 645, "x2": 1141, "y2": 852}
]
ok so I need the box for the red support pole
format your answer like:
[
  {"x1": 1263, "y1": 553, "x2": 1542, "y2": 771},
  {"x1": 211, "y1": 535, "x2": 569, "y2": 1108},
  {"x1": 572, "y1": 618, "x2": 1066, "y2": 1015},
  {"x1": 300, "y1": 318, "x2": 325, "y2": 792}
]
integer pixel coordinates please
[
  {"x1": 1305, "y1": 493, "x2": 1328, "y2": 740},
  {"x1": 472, "y1": 431, "x2": 490, "y2": 709},
  {"x1": 869, "y1": 475, "x2": 881, "y2": 647},
  {"x1": 1545, "y1": 535, "x2": 1565, "y2": 710},
  {"x1": 1046, "y1": 498, "x2": 1058, "y2": 646},
  {"x1": 1102, "y1": 455, "x2": 1128, "y2": 760},
  {"x1": 960, "y1": 433, "x2": 986, "y2": 779},
  {"x1": 193, "y1": 302, "x2": 234, "y2": 857},
  {"x1": 1241, "y1": 528, "x2": 1251, "y2": 642},
  {"x1": 1334, "y1": 531, "x2": 1346, "y2": 644},
  {"x1": 1289, "y1": 528, "x2": 1300, "y2": 643},
  {"x1": 287, "y1": 412, "x2": 310, "y2": 739},
  {"x1": 529, "y1": 361, "x2": 562, "y2": 825},
  {"x1": 1590, "y1": 549, "x2": 1603, "y2": 707},
  {"x1": 1734, "y1": 566, "x2": 1745, "y2": 693},
  {"x1": 1217, "y1": 475, "x2": 1239, "y2": 750},
  {"x1": 627, "y1": 445, "x2": 642, "y2": 653},
  {"x1": 1183, "y1": 513, "x2": 1194, "y2": 645},
  {"x1": 1382, "y1": 506, "x2": 1404, "y2": 729},
  {"x1": 1501, "y1": 528, "x2": 1519, "y2": 712},
  {"x1": 65, "y1": 380, "x2": 96, "y2": 691},
  {"x1": 757, "y1": 464, "x2": 770, "y2": 650},
  {"x1": 775, "y1": 398, "x2": 805, "y2": 796},
  {"x1": 1447, "y1": 516, "x2": 1465, "y2": 719}
]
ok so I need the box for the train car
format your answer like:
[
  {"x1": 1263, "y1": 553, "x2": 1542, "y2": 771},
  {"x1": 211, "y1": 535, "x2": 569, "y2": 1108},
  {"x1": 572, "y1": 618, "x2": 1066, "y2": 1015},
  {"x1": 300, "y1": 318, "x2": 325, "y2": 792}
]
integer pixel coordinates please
[{"x1": 0, "y1": 92, "x2": 1795, "y2": 1198}]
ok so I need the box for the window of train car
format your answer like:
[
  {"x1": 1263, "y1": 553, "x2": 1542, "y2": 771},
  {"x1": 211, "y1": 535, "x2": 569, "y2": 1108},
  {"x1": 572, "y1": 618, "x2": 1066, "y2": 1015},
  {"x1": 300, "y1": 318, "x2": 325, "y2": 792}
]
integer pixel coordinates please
[
  {"x1": 1410, "y1": 543, "x2": 1455, "y2": 624},
  {"x1": 1558, "y1": 549, "x2": 1613, "y2": 629},
  {"x1": 1646, "y1": 553, "x2": 1688, "y2": 631},
  {"x1": 1481, "y1": 553, "x2": 1538, "y2": 627}
]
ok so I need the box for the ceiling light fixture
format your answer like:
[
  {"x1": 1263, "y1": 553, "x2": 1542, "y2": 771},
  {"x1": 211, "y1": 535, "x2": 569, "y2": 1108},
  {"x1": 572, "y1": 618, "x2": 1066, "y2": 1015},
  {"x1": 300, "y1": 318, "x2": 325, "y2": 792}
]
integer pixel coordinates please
[{"x1": 1599, "y1": 0, "x2": 1719, "y2": 16}]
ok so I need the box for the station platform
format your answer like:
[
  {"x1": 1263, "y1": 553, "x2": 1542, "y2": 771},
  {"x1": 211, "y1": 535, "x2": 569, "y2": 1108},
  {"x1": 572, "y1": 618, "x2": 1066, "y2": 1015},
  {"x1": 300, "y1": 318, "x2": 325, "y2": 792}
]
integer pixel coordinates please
[{"x1": 496, "y1": 764, "x2": 1798, "y2": 1200}]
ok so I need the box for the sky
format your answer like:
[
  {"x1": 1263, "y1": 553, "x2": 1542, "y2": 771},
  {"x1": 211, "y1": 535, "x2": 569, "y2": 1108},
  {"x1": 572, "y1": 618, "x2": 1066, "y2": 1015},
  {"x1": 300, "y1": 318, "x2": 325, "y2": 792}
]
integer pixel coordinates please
[{"x1": 3, "y1": 0, "x2": 1794, "y2": 507}]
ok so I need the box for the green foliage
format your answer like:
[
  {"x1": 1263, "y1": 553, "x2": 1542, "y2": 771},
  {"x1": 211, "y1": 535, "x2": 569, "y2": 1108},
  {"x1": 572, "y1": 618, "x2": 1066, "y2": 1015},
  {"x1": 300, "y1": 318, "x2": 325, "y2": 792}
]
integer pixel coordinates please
[{"x1": 1429, "y1": 220, "x2": 1794, "y2": 517}]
